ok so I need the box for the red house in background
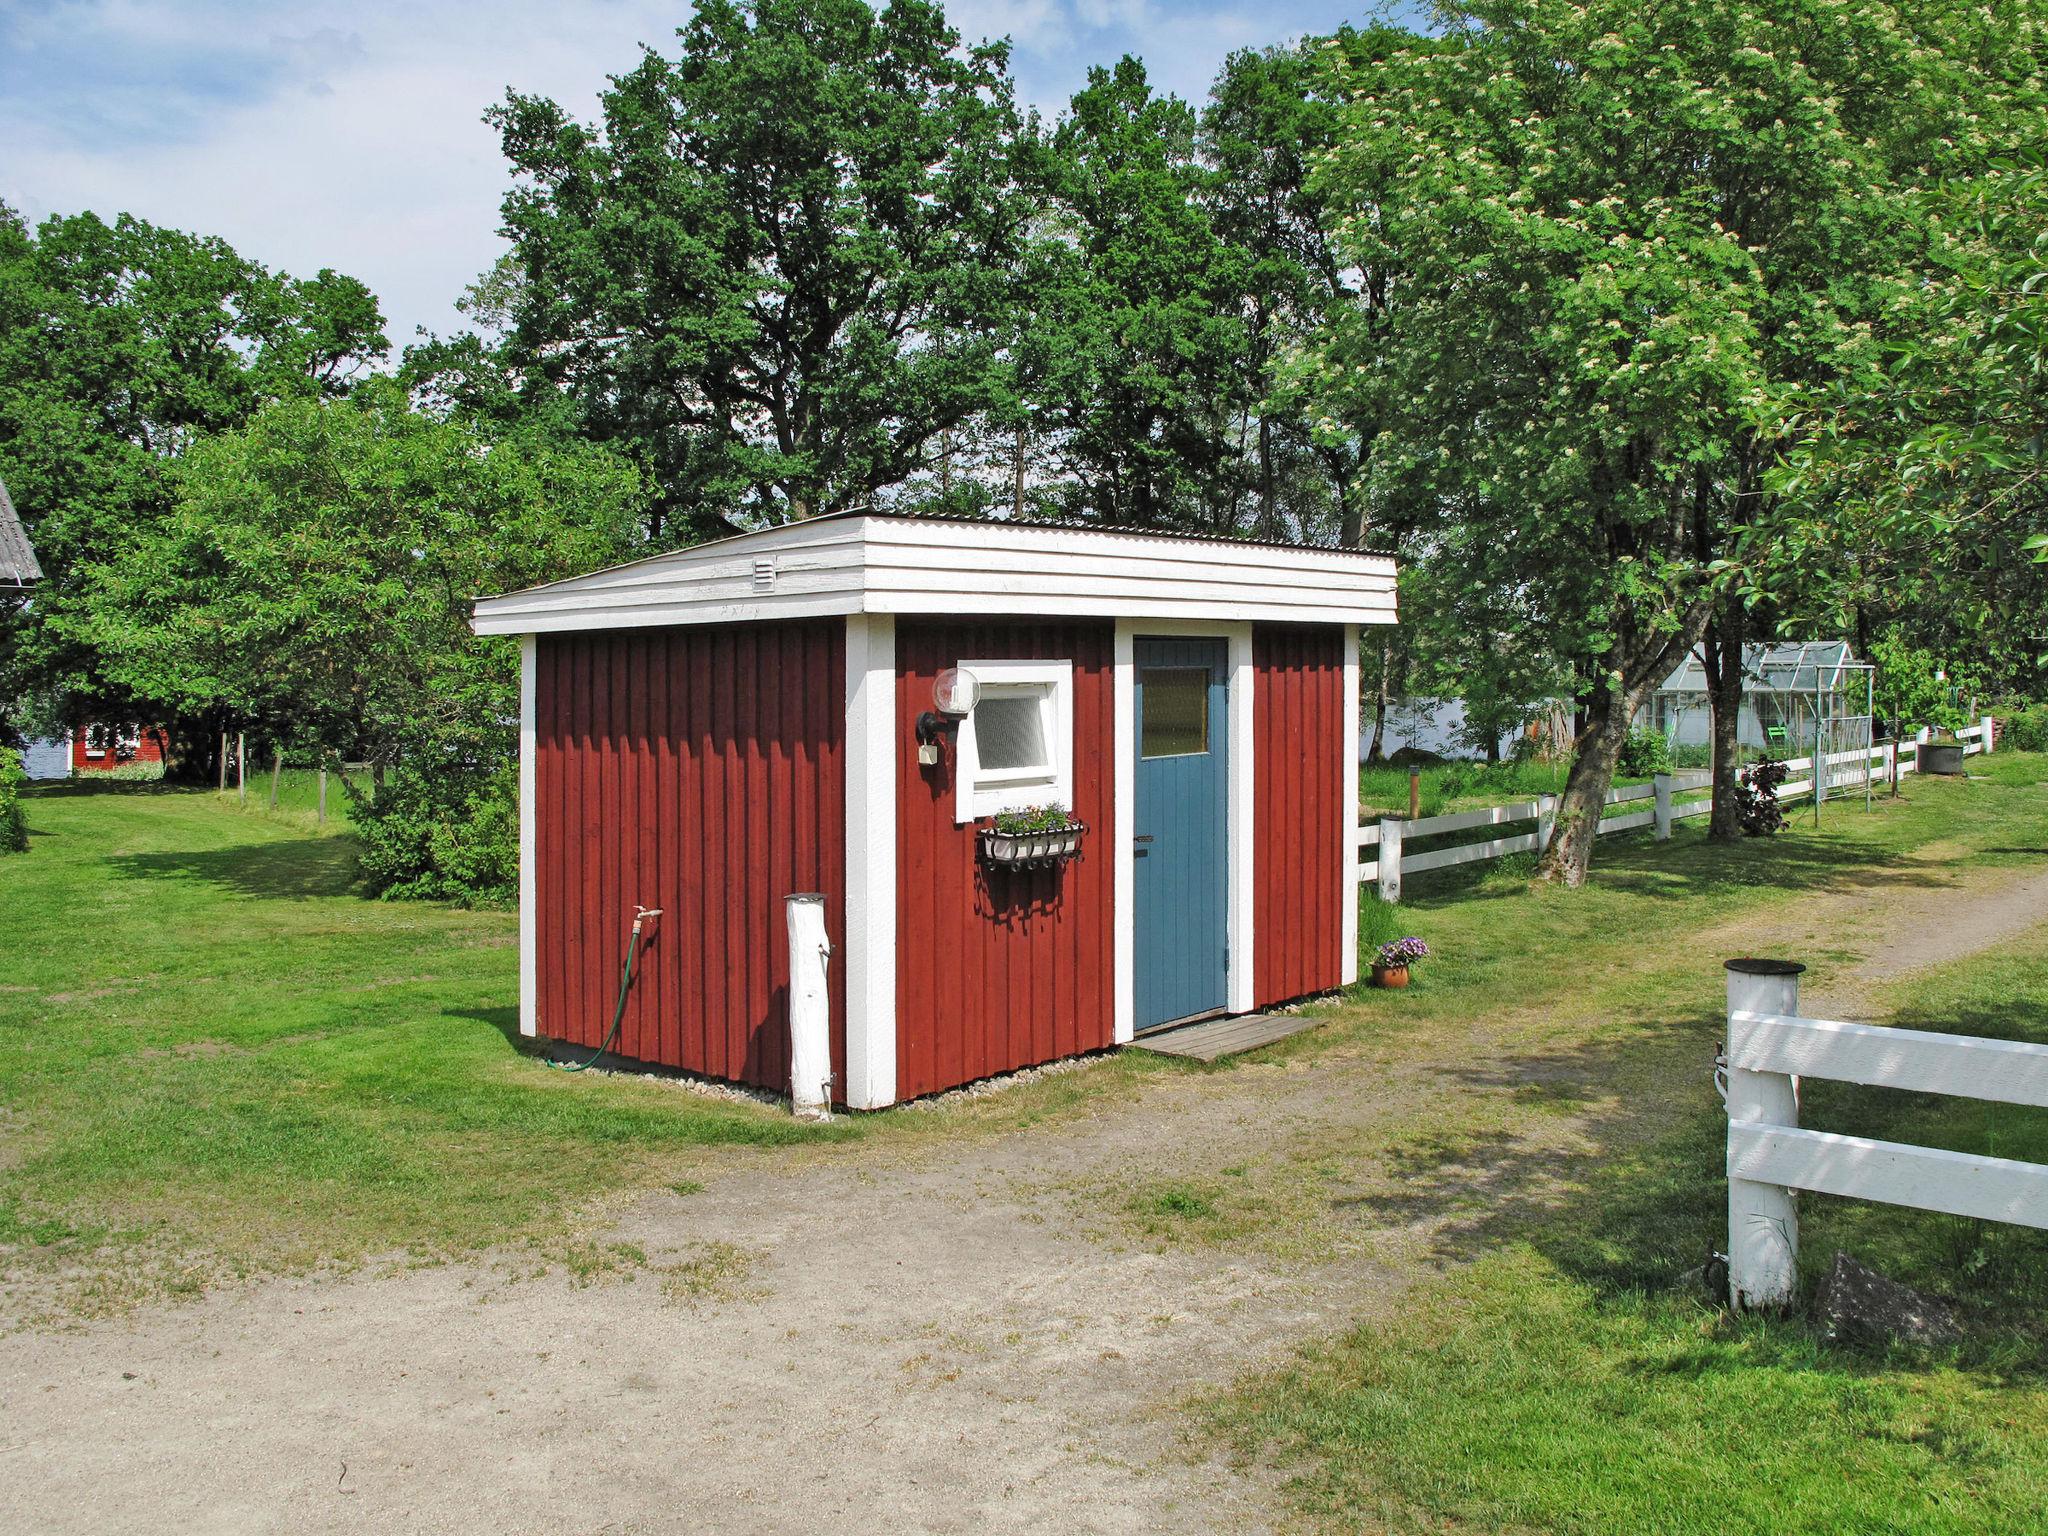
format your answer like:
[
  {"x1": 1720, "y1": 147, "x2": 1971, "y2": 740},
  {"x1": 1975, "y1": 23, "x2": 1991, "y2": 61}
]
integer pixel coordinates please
[
  {"x1": 72, "y1": 723, "x2": 169, "y2": 773},
  {"x1": 472, "y1": 513, "x2": 1398, "y2": 1108}
]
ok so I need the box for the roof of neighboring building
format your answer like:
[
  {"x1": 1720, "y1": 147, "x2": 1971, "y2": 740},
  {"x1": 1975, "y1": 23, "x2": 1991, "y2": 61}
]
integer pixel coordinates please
[
  {"x1": 473, "y1": 509, "x2": 1399, "y2": 637},
  {"x1": 0, "y1": 477, "x2": 40, "y2": 585}
]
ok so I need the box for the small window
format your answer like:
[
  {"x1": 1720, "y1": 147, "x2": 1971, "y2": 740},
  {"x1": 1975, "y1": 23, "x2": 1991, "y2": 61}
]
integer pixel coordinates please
[
  {"x1": 1141, "y1": 667, "x2": 1210, "y2": 758},
  {"x1": 973, "y1": 693, "x2": 1050, "y2": 777},
  {"x1": 955, "y1": 659, "x2": 1073, "y2": 823}
]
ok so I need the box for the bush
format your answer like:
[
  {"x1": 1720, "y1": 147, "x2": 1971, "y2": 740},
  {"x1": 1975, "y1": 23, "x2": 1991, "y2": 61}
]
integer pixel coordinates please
[
  {"x1": 2000, "y1": 705, "x2": 2048, "y2": 753},
  {"x1": 1736, "y1": 756, "x2": 1789, "y2": 836},
  {"x1": 0, "y1": 746, "x2": 26, "y2": 853},
  {"x1": 350, "y1": 757, "x2": 517, "y2": 905},
  {"x1": 1617, "y1": 725, "x2": 1673, "y2": 778}
]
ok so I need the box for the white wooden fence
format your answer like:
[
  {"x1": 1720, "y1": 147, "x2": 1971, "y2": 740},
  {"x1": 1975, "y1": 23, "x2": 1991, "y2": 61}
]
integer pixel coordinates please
[
  {"x1": 1359, "y1": 719, "x2": 1995, "y2": 901},
  {"x1": 1721, "y1": 957, "x2": 2048, "y2": 1311}
]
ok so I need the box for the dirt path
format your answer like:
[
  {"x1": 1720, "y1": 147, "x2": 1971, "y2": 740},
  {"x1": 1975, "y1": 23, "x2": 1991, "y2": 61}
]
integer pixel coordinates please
[{"x1": 4, "y1": 861, "x2": 2044, "y2": 1536}]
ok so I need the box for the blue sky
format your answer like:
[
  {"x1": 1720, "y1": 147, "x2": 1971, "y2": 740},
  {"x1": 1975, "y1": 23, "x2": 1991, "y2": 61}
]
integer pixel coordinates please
[{"x1": 2, "y1": 0, "x2": 1417, "y2": 345}]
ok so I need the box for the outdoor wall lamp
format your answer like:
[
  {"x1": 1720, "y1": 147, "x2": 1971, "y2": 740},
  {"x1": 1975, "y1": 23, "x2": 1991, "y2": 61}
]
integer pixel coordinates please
[{"x1": 917, "y1": 666, "x2": 980, "y2": 765}]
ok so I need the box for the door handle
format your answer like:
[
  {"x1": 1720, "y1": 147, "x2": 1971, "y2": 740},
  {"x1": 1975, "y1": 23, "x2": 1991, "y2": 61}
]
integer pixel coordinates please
[{"x1": 1132, "y1": 835, "x2": 1154, "y2": 844}]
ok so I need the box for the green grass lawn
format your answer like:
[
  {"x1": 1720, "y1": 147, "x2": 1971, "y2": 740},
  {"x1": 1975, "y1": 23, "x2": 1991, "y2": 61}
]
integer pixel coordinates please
[
  {"x1": 206, "y1": 763, "x2": 362, "y2": 828},
  {"x1": 1225, "y1": 751, "x2": 2048, "y2": 1535},
  {"x1": 0, "y1": 781, "x2": 851, "y2": 1314}
]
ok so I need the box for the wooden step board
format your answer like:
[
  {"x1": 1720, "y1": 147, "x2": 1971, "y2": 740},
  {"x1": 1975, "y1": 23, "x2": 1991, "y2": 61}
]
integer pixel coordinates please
[{"x1": 1132, "y1": 1011, "x2": 1319, "y2": 1063}]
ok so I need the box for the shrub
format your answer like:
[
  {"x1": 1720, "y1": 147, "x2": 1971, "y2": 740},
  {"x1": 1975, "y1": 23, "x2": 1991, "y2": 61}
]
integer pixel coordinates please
[
  {"x1": 2000, "y1": 705, "x2": 2048, "y2": 753},
  {"x1": 0, "y1": 746, "x2": 26, "y2": 853},
  {"x1": 350, "y1": 757, "x2": 517, "y2": 905},
  {"x1": 1736, "y1": 756, "x2": 1789, "y2": 837},
  {"x1": 1617, "y1": 725, "x2": 1673, "y2": 778}
]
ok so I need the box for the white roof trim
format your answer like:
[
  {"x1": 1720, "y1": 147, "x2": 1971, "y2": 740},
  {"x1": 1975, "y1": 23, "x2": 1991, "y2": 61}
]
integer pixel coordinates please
[{"x1": 472, "y1": 514, "x2": 1398, "y2": 636}]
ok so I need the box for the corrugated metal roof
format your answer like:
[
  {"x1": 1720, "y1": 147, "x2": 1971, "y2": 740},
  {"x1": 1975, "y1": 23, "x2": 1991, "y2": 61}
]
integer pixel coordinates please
[{"x1": 0, "y1": 477, "x2": 41, "y2": 585}]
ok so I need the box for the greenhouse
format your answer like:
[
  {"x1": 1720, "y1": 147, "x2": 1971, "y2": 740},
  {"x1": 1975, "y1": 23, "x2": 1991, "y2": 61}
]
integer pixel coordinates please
[{"x1": 1645, "y1": 640, "x2": 1874, "y2": 764}]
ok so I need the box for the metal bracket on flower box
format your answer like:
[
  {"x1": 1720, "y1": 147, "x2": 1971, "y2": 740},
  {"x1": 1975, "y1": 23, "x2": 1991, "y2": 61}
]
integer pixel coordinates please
[{"x1": 979, "y1": 821, "x2": 1086, "y2": 872}]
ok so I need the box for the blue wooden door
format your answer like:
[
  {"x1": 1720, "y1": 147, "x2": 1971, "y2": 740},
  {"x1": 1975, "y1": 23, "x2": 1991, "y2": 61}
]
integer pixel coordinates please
[{"x1": 1133, "y1": 638, "x2": 1229, "y2": 1030}]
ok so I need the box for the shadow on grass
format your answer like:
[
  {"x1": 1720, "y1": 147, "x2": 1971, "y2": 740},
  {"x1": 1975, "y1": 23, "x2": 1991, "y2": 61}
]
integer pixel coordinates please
[
  {"x1": 107, "y1": 837, "x2": 363, "y2": 901},
  {"x1": 25, "y1": 778, "x2": 188, "y2": 798},
  {"x1": 448, "y1": 1006, "x2": 524, "y2": 1050},
  {"x1": 1336, "y1": 987, "x2": 2048, "y2": 1370},
  {"x1": 1399, "y1": 825, "x2": 1954, "y2": 909}
]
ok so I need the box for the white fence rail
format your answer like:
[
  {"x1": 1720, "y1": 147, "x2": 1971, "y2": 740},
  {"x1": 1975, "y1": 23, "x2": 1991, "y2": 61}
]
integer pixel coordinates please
[
  {"x1": 1721, "y1": 957, "x2": 2048, "y2": 1311},
  {"x1": 1358, "y1": 718, "x2": 1995, "y2": 900}
]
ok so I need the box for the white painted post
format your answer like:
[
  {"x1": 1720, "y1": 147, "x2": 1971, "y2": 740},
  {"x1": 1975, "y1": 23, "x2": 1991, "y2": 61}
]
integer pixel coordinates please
[
  {"x1": 236, "y1": 732, "x2": 246, "y2": 804},
  {"x1": 1725, "y1": 958, "x2": 1805, "y2": 1311},
  {"x1": 1377, "y1": 816, "x2": 1403, "y2": 904},
  {"x1": 1983, "y1": 714, "x2": 1996, "y2": 754},
  {"x1": 1652, "y1": 772, "x2": 1674, "y2": 840},
  {"x1": 1535, "y1": 794, "x2": 1556, "y2": 862},
  {"x1": 786, "y1": 894, "x2": 833, "y2": 1121}
]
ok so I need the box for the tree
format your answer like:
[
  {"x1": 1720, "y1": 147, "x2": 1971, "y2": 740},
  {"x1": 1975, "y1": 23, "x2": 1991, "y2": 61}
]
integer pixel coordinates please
[
  {"x1": 86, "y1": 384, "x2": 643, "y2": 895},
  {"x1": 1199, "y1": 41, "x2": 1351, "y2": 543},
  {"x1": 1308, "y1": 0, "x2": 2040, "y2": 884},
  {"x1": 0, "y1": 204, "x2": 387, "y2": 747},
  {"x1": 1773, "y1": 158, "x2": 2048, "y2": 701},
  {"x1": 484, "y1": 0, "x2": 1036, "y2": 536}
]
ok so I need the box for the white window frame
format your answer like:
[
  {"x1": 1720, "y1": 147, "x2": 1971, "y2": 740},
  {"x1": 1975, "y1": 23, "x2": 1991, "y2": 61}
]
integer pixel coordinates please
[{"x1": 954, "y1": 658, "x2": 1073, "y2": 825}]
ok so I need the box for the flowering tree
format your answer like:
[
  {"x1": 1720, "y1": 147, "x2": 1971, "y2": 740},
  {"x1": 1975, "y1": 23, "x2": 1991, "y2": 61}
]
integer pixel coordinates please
[{"x1": 1306, "y1": 0, "x2": 2041, "y2": 882}]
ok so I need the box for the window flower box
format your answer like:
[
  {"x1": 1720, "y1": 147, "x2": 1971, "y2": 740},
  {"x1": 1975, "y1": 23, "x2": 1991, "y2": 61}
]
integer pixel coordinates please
[{"x1": 979, "y1": 819, "x2": 1085, "y2": 872}]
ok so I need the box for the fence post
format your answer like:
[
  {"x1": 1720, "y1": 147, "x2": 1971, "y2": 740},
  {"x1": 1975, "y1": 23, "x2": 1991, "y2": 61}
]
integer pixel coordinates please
[
  {"x1": 1652, "y1": 772, "x2": 1674, "y2": 840},
  {"x1": 1725, "y1": 957, "x2": 1805, "y2": 1312},
  {"x1": 236, "y1": 731, "x2": 246, "y2": 804},
  {"x1": 318, "y1": 766, "x2": 328, "y2": 825},
  {"x1": 1887, "y1": 739, "x2": 1899, "y2": 797},
  {"x1": 1377, "y1": 817, "x2": 1403, "y2": 904},
  {"x1": 270, "y1": 749, "x2": 282, "y2": 811},
  {"x1": 1983, "y1": 714, "x2": 1996, "y2": 754},
  {"x1": 1535, "y1": 794, "x2": 1556, "y2": 862}
]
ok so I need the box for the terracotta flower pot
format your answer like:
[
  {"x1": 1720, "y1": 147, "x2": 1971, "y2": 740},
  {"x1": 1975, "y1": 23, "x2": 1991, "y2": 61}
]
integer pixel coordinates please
[{"x1": 1372, "y1": 963, "x2": 1411, "y2": 989}]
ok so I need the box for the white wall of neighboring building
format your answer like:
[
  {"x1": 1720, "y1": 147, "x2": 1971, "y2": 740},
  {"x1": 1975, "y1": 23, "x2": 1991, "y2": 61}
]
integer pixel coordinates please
[
  {"x1": 1365, "y1": 697, "x2": 1520, "y2": 761},
  {"x1": 20, "y1": 738, "x2": 69, "y2": 779}
]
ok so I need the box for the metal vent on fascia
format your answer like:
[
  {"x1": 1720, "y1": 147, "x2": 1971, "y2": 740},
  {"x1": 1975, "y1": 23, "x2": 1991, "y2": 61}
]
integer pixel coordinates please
[{"x1": 752, "y1": 557, "x2": 777, "y2": 592}]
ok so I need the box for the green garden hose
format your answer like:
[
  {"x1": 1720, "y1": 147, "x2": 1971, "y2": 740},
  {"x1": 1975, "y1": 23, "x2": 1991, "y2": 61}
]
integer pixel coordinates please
[{"x1": 548, "y1": 905, "x2": 661, "y2": 1073}]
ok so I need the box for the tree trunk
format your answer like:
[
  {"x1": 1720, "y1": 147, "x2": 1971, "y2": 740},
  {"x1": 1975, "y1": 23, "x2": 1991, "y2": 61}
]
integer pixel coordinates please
[
  {"x1": 1533, "y1": 681, "x2": 1638, "y2": 887},
  {"x1": 1536, "y1": 607, "x2": 1713, "y2": 887},
  {"x1": 1705, "y1": 598, "x2": 1747, "y2": 841},
  {"x1": 1257, "y1": 414, "x2": 1275, "y2": 539},
  {"x1": 1367, "y1": 635, "x2": 1392, "y2": 761},
  {"x1": 1013, "y1": 423, "x2": 1027, "y2": 519}
]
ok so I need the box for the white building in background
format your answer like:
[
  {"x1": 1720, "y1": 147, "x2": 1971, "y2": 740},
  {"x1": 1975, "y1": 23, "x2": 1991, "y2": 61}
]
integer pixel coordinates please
[
  {"x1": 20, "y1": 739, "x2": 70, "y2": 779},
  {"x1": 1364, "y1": 696, "x2": 1536, "y2": 761}
]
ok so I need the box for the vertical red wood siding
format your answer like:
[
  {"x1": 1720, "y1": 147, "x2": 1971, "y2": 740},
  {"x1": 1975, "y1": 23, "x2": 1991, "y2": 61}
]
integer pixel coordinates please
[
  {"x1": 895, "y1": 620, "x2": 1115, "y2": 1099},
  {"x1": 1253, "y1": 623, "x2": 1345, "y2": 1007},
  {"x1": 534, "y1": 621, "x2": 846, "y2": 1096},
  {"x1": 72, "y1": 725, "x2": 167, "y2": 772}
]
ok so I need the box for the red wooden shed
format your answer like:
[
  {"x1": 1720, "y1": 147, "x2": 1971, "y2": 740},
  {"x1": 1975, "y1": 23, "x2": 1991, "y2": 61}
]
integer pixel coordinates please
[{"x1": 472, "y1": 513, "x2": 1397, "y2": 1108}]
